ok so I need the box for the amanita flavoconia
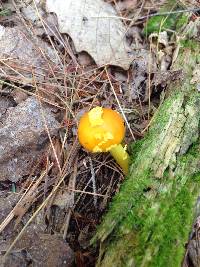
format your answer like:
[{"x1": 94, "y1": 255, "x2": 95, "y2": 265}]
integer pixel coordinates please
[{"x1": 78, "y1": 106, "x2": 129, "y2": 174}]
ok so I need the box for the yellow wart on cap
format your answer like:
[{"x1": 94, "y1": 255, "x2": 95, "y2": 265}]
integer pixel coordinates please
[{"x1": 88, "y1": 106, "x2": 104, "y2": 127}]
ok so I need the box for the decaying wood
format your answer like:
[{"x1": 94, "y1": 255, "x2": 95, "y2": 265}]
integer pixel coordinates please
[{"x1": 92, "y1": 34, "x2": 200, "y2": 267}]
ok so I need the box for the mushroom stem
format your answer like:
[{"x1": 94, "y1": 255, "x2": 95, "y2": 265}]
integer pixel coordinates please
[{"x1": 109, "y1": 144, "x2": 130, "y2": 175}]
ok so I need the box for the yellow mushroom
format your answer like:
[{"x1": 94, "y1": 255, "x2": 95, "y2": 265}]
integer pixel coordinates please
[{"x1": 78, "y1": 106, "x2": 130, "y2": 175}]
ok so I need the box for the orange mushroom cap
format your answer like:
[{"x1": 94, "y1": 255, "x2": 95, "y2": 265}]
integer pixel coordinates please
[{"x1": 78, "y1": 107, "x2": 125, "y2": 153}]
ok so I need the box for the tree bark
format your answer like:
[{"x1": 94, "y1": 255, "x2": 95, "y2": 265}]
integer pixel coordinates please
[{"x1": 92, "y1": 25, "x2": 200, "y2": 267}]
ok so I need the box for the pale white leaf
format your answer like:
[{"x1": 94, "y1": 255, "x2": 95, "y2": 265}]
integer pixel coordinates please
[{"x1": 46, "y1": 0, "x2": 134, "y2": 70}]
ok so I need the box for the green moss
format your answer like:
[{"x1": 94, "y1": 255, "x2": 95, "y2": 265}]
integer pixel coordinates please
[
  {"x1": 143, "y1": 0, "x2": 189, "y2": 36},
  {"x1": 143, "y1": 12, "x2": 188, "y2": 36},
  {"x1": 0, "y1": 9, "x2": 11, "y2": 16},
  {"x1": 129, "y1": 139, "x2": 144, "y2": 160},
  {"x1": 147, "y1": 178, "x2": 199, "y2": 267},
  {"x1": 143, "y1": 15, "x2": 174, "y2": 36},
  {"x1": 98, "y1": 144, "x2": 200, "y2": 266},
  {"x1": 176, "y1": 13, "x2": 189, "y2": 31},
  {"x1": 180, "y1": 39, "x2": 199, "y2": 51}
]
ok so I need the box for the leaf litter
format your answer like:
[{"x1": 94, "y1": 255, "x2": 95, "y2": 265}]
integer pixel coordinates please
[{"x1": 0, "y1": 0, "x2": 192, "y2": 266}]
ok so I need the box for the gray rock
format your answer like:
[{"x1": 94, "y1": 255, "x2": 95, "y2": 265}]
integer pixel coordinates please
[{"x1": 0, "y1": 96, "x2": 60, "y2": 181}]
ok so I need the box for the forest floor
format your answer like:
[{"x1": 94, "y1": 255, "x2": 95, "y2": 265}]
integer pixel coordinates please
[{"x1": 0, "y1": 0, "x2": 199, "y2": 266}]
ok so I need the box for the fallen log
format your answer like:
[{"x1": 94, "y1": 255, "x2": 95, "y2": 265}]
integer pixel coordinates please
[{"x1": 92, "y1": 21, "x2": 200, "y2": 267}]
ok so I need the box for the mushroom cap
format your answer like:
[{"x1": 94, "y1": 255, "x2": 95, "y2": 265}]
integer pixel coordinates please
[{"x1": 78, "y1": 107, "x2": 125, "y2": 152}]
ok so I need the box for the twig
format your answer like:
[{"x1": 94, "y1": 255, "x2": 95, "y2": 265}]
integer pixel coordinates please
[
  {"x1": 0, "y1": 79, "x2": 65, "y2": 110},
  {"x1": 0, "y1": 164, "x2": 53, "y2": 234},
  {"x1": 105, "y1": 67, "x2": 135, "y2": 141},
  {"x1": 89, "y1": 157, "x2": 97, "y2": 207},
  {"x1": 91, "y1": 8, "x2": 200, "y2": 22},
  {"x1": 62, "y1": 157, "x2": 78, "y2": 239},
  {"x1": 138, "y1": 7, "x2": 200, "y2": 21}
]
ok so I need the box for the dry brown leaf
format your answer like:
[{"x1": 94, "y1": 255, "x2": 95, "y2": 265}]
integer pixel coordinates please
[
  {"x1": 116, "y1": 0, "x2": 138, "y2": 11},
  {"x1": 11, "y1": 89, "x2": 29, "y2": 104},
  {"x1": 46, "y1": 0, "x2": 134, "y2": 70}
]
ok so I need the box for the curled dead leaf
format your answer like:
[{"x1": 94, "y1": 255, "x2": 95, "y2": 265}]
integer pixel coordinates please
[{"x1": 46, "y1": 0, "x2": 134, "y2": 70}]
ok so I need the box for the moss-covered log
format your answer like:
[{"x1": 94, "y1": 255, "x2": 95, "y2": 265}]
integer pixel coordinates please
[{"x1": 92, "y1": 26, "x2": 200, "y2": 267}]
